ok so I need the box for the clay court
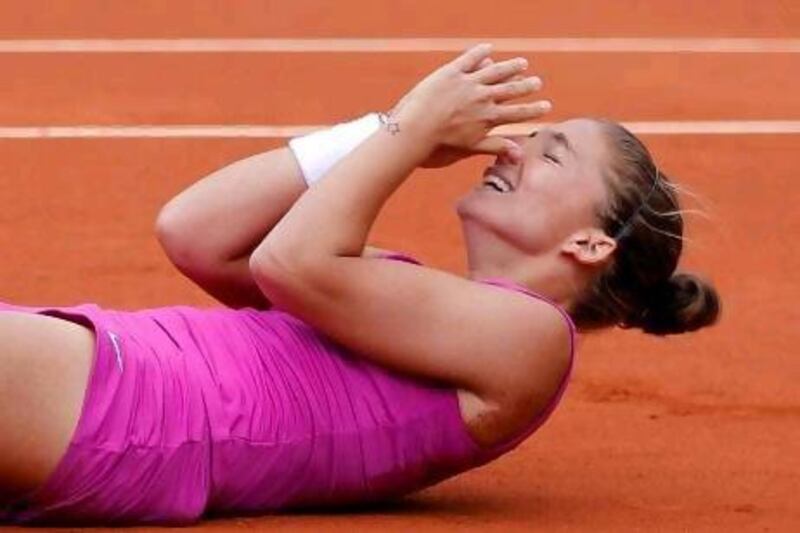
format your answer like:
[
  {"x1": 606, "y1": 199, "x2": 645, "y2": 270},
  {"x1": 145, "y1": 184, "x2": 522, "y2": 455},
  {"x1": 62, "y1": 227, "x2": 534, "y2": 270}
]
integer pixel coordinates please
[{"x1": 0, "y1": 1, "x2": 797, "y2": 531}]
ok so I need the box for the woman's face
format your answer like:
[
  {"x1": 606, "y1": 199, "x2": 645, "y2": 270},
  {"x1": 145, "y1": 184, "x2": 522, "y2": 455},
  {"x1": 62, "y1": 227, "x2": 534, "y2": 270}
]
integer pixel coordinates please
[{"x1": 455, "y1": 118, "x2": 612, "y2": 259}]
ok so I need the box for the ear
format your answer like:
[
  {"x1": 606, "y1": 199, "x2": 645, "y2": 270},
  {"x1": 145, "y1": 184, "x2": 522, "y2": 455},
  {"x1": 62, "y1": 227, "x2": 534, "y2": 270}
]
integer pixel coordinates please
[{"x1": 560, "y1": 228, "x2": 617, "y2": 266}]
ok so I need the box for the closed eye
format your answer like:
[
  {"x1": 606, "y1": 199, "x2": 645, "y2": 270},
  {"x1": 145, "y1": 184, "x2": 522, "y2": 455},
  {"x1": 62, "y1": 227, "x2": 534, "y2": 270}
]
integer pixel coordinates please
[{"x1": 543, "y1": 152, "x2": 561, "y2": 165}]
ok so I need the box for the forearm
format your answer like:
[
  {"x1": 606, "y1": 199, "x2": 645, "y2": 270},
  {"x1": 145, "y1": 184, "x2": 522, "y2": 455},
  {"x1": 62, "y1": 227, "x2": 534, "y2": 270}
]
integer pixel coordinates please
[
  {"x1": 251, "y1": 118, "x2": 433, "y2": 275},
  {"x1": 255, "y1": 45, "x2": 536, "y2": 267},
  {"x1": 156, "y1": 147, "x2": 306, "y2": 264}
]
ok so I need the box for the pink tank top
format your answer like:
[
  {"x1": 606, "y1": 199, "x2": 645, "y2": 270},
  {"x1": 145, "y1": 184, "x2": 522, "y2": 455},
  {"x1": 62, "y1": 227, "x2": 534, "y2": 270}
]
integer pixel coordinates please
[
  {"x1": 0, "y1": 252, "x2": 576, "y2": 514},
  {"x1": 372, "y1": 251, "x2": 577, "y2": 463}
]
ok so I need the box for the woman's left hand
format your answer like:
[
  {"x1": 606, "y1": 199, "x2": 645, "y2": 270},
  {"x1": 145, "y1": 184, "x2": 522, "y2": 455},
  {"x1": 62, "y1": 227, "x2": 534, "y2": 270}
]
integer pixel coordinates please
[{"x1": 391, "y1": 43, "x2": 551, "y2": 164}]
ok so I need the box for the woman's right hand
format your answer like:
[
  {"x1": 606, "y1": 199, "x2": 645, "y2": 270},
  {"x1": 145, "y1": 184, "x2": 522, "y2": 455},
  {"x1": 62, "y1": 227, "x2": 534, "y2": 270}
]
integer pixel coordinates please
[{"x1": 391, "y1": 44, "x2": 551, "y2": 166}]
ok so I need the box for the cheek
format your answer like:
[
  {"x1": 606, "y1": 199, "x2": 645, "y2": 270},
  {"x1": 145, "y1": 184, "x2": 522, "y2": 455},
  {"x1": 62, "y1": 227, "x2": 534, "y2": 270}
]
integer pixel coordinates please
[
  {"x1": 516, "y1": 171, "x2": 571, "y2": 223},
  {"x1": 524, "y1": 164, "x2": 601, "y2": 226},
  {"x1": 525, "y1": 165, "x2": 570, "y2": 197},
  {"x1": 513, "y1": 177, "x2": 595, "y2": 243},
  {"x1": 512, "y1": 195, "x2": 568, "y2": 244},
  {"x1": 545, "y1": 191, "x2": 601, "y2": 237}
]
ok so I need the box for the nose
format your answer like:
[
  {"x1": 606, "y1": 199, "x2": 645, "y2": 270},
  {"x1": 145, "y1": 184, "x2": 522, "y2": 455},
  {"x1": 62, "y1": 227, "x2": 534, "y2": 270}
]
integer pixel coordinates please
[
  {"x1": 495, "y1": 152, "x2": 518, "y2": 167},
  {"x1": 494, "y1": 136, "x2": 528, "y2": 166}
]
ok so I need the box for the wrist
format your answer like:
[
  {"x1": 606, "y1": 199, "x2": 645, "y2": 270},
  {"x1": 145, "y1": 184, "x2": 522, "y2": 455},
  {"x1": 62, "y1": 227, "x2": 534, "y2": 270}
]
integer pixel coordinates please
[
  {"x1": 387, "y1": 105, "x2": 439, "y2": 159},
  {"x1": 288, "y1": 113, "x2": 382, "y2": 187}
]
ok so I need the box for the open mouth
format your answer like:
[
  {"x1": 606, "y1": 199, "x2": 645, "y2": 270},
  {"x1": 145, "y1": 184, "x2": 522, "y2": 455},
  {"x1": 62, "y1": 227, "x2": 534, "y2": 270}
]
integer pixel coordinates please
[{"x1": 481, "y1": 173, "x2": 514, "y2": 193}]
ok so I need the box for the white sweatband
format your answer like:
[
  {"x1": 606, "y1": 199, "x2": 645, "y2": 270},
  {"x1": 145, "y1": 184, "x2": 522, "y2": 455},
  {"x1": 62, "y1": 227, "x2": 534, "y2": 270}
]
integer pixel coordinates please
[{"x1": 288, "y1": 113, "x2": 382, "y2": 187}]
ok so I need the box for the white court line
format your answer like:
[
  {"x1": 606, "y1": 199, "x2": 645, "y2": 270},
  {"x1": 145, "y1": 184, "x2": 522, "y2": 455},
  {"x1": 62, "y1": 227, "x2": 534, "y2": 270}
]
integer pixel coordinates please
[
  {"x1": 0, "y1": 38, "x2": 799, "y2": 54},
  {"x1": 0, "y1": 121, "x2": 798, "y2": 139}
]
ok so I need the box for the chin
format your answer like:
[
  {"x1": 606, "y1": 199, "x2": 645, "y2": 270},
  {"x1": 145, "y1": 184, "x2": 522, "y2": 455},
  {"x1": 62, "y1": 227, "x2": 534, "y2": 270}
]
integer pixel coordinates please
[
  {"x1": 457, "y1": 208, "x2": 514, "y2": 267},
  {"x1": 456, "y1": 193, "x2": 514, "y2": 245},
  {"x1": 454, "y1": 189, "x2": 490, "y2": 224}
]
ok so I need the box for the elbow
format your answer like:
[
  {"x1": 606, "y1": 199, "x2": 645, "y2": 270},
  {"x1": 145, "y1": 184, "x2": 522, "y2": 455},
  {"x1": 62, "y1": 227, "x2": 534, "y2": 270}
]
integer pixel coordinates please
[
  {"x1": 156, "y1": 207, "x2": 187, "y2": 260},
  {"x1": 249, "y1": 243, "x2": 325, "y2": 297},
  {"x1": 155, "y1": 206, "x2": 179, "y2": 249},
  {"x1": 155, "y1": 206, "x2": 210, "y2": 272},
  {"x1": 248, "y1": 245, "x2": 298, "y2": 303},
  {"x1": 250, "y1": 244, "x2": 344, "y2": 312},
  {"x1": 155, "y1": 207, "x2": 182, "y2": 258},
  {"x1": 249, "y1": 243, "x2": 294, "y2": 282},
  {"x1": 248, "y1": 246, "x2": 273, "y2": 280}
]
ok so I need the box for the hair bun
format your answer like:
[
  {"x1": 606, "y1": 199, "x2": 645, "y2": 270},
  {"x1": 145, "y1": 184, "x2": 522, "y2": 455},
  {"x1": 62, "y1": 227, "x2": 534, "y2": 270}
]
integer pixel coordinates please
[{"x1": 633, "y1": 273, "x2": 721, "y2": 335}]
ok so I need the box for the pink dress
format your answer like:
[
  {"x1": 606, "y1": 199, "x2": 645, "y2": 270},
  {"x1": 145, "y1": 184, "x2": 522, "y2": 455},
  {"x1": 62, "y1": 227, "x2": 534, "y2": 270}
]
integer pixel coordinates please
[{"x1": 0, "y1": 252, "x2": 576, "y2": 525}]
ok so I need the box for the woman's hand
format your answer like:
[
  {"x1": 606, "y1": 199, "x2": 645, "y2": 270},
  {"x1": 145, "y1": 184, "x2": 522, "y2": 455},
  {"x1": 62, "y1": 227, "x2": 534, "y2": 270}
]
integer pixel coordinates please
[{"x1": 392, "y1": 43, "x2": 551, "y2": 165}]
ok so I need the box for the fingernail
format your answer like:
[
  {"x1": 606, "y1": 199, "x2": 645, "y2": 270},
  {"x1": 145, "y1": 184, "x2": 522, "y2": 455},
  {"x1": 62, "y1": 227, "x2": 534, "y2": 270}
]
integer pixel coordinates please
[
  {"x1": 539, "y1": 100, "x2": 553, "y2": 112},
  {"x1": 530, "y1": 76, "x2": 542, "y2": 89},
  {"x1": 518, "y1": 58, "x2": 529, "y2": 70}
]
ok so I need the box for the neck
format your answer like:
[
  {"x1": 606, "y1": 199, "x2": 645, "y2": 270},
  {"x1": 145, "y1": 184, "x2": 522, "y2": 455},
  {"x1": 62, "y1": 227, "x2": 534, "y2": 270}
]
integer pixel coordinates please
[
  {"x1": 519, "y1": 255, "x2": 585, "y2": 312},
  {"x1": 463, "y1": 229, "x2": 588, "y2": 314}
]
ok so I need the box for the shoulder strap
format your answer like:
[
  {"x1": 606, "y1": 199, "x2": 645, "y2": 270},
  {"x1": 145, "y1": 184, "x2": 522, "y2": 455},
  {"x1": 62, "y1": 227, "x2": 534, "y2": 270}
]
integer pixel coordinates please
[{"x1": 477, "y1": 277, "x2": 577, "y2": 337}]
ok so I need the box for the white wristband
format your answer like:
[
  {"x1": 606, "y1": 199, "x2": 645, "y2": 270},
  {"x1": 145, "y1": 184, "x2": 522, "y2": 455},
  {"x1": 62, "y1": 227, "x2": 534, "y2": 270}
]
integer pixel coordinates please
[{"x1": 288, "y1": 113, "x2": 381, "y2": 187}]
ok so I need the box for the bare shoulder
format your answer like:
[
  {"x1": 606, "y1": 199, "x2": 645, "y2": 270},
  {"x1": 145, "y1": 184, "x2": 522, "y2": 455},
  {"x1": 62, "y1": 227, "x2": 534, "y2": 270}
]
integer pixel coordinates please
[{"x1": 456, "y1": 298, "x2": 573, "y2": 449}]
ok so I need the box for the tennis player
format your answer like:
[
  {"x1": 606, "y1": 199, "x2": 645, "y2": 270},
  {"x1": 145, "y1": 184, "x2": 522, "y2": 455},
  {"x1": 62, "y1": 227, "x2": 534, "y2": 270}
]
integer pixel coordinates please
[{"x1": 0, "y1": 44, "x2": 719, "y2": 524}]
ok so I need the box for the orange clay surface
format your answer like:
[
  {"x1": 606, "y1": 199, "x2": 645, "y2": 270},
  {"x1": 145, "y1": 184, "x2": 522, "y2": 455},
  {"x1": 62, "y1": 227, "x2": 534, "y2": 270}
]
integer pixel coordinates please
[{"x1": 0, "y1": 2, "x2": 798, "y2": 532}]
